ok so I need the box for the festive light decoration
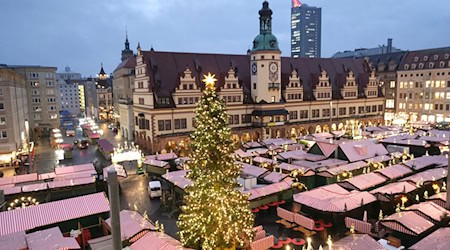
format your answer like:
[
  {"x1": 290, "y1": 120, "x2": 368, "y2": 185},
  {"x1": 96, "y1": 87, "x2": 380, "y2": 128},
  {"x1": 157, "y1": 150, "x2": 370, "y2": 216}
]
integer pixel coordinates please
[
  {"x1": 401, "y1": 196, "x2": 408, "y2": 210},
  {"x1": 7, "y1": 196, "x2": 39, "y2": 210},
  {"x1": 177, "y1": 73, "x2": 254, "y2": 249},
  {"x1": 378, "y1": 210, "x2": 383, "y2": 220}
]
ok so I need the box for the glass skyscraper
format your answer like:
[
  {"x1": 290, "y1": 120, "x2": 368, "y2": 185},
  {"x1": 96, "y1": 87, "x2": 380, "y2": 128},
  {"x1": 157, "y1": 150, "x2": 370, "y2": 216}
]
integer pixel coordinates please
[{"x1": 291, "y1": 1, "x2": 321, "y2": 58}]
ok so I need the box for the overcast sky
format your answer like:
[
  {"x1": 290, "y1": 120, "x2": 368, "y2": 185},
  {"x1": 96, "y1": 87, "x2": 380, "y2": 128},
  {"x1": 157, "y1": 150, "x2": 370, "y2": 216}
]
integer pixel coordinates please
[{"x1": 1, "y1": 0, "x2": 450, "y2": 76}]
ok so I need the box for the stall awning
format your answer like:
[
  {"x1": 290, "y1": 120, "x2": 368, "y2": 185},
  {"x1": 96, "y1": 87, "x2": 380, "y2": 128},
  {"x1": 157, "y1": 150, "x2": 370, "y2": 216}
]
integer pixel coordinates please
[{"x1": 0, "y1": 192, "x2": 110, "y2": 236}]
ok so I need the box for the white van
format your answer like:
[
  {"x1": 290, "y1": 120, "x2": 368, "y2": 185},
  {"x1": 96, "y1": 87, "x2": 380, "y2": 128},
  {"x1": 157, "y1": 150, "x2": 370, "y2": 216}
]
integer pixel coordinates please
[{"x1": 148, "y1": 181, "x2": 162, "y2": 199}]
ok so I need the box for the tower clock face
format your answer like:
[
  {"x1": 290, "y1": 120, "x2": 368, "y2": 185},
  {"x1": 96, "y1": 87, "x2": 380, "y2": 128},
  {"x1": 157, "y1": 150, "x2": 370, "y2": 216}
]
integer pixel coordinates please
[
  {"x1": 269, "y1": 62, "x2": 278, "y2": 81},
  {"x1": 269, "y1": 62, "x2": 278, "y2": 73},
  {"x1": 251, "y1": 63, "x2": 257, "y2": 75}
]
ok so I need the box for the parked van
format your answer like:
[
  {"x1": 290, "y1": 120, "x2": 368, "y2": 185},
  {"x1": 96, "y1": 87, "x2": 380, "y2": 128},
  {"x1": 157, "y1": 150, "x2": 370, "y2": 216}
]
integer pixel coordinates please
[{"x1": 148, "y1": 181, "x2": 162, "y2": 199}]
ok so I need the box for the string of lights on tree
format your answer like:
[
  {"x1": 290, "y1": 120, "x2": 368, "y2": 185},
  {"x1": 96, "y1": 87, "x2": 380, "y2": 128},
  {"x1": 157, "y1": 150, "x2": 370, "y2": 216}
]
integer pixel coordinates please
[{"x1": 177, "y1": 73, "x2": 254, "y2": 249}]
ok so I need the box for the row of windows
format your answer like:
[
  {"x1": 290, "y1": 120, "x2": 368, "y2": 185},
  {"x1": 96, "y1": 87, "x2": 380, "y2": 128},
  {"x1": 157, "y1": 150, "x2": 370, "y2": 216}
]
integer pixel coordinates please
[
  {"x1": 287, "y1": 93, "x2": 302, "y2": 100},
  {"x1": 404, "y1": 61, "x2": 447, "y2": 70},
  {"x1": 178, "y1": 97, "x2": 200, "y2": 105},
  {"x1": 344, "y1": 91, "x2": 357, "y2": 98},
  {"x1": 400, "y1": 72, "x2": 450, "y2": 77},
  {"x1": 317, "y1": 92, "x2": 331, "y2": 99},
  {"x1": 414, "y1": 54, "x2": 449, "y2": 62},
  {"x1": 29, "y1": 73, "x2": 55, "y2": 78},
  {"x1": 367, "y1": 90, "x2": 377, "y2": 97},
  {"x1": 223, "y1": 96, "x2": 242, "y2": 103},
  {"x1": 399, "y1": 80, "x2": 450, "y2": 89}
]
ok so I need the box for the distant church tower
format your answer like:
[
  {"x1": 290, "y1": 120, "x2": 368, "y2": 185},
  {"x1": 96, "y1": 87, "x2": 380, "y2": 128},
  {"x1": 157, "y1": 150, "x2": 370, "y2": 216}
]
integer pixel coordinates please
[
  {"x1": 121, "y1": 31, "x2": 134, "y2": 62},
  {"x1": 250, "y1": 1, "x2": 281, "y2": 103}
]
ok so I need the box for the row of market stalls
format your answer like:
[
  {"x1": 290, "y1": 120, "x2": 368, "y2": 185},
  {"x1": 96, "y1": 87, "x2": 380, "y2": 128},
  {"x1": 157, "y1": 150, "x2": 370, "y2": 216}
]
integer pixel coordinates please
[
  {"x1": 0, "y1": 192, "x2": 189, "y2": 250},
  {"x1": 0, "y1": 163, "x2": 98, "y2": 205}
]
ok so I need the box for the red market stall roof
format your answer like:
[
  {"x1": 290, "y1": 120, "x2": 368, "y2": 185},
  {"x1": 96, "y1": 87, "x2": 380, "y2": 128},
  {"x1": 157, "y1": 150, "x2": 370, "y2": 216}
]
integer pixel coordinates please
[
  {"x1": 47, "y1": 176, "x2": 95, "y2": 189},
  {"x1": 293, "y1": 184, "x2": 377, "y2": 212},
  {"x1": 310, "y1": 140, "x2": 339, "y2": 158},
  {"x1": 0, "y1": 231, "x2": 27, "y2": 250},
  {"x1": 277, "y1": 163, "x2": 315, "y2": 176},
  {"x1": 144, "y1": 159, "x2": 169, "y2": 168},
  {"x1": 338, "y1": 140, "x2": 388, "y2": 163},
  {"x1": 253, "y1": 156, "x2": 276, "y2": 165},
  {"x1": 401, "y1": 167, "x2": 447, "y2": 185},
  {"x1": 381, "y1": 211, "x2": 434, "y2": 236},
  {"x1": 97, "y1": 139, "x2": 115, "y2": 153},
  {"x1": 55, "y1": 163, "x2": 95, "y2": 175},
  {"x1": 243, "y1": 179, "x2": 293, "y2": 201},
  {"x1": 105, "y1": 210, "x2": 156, "y2": 241},
  {"x1": 234, "y1": 149, "x2": 254, "y2": 158},
  {"x1": 262, "y1": 138, "x2": 297, "y2": 147},
  {"x1": 403, "y1": 155, "x2": 447, "y2": 171},
  {"x1": 21, "y1": 183, "x2": 48, "y2": 193},
  {"x1": 364, "y1": 154, "x2": 394, "y2": 163},
  {"x1": 292, "y1": 158, "x2": 348, "y2": 172},
  {"x1": 428, "y1": 192, "x2": 447, "y2": 208},
  {"x1": 338, "y1": 172, "x2": 387, "y2": 191},
  {"x1": 162, "y1": 170, "x2": 192, "y2": 189},
  {"x1": 130, "y1": 231, "x2": 192, "y2": 250},
  {"x1": 238, "y1": 162, "x2": 268, "y2": 178},
  {"x1": 409, "y1": 227, "x2": 450, "y2": 250},
  {"x1": 0, "y1": 192, "x2": 110, "y2": 236},
  {"x1": 375, "y1": 164, "x2": 413, "y2": 180},
  {"x1": 243, "y1": 141, "x2": 263, "y2": 149},
  {"x1": 262, "y1": 172, "x2": 288, "y2": 183},
  {"x1": 317, "y1": 161, "x2": 367, "y2": 177},
  {"x1": 0, "y1": 173, "x2": 38, "y2": 186},
  {"x1": 277, "y1": 150, "x2": 307, "y2": 160},
  {"x1": 103, "y1": 165, "x2": 127, "y2": 179},
  {"x1": 2, "y1": 186, "x2": 22, "y2": 195},
  {"x1": 155, "y1": 152, "x2": 178, "y2": 161},
  {"x1": 406, "y1": 201, "x2": 450, "y2": 222},
  {"x1": 370, "y1": 181, "x2": 416, "y2": 202},
  {"x1": 26, "y1": 227, "x2": 80, "y2": 250},
  {"x1": 323, "y1": 234, "x2": 387, "y2": 250},
  {"x1": 303, "y1": 153, "x2": 328, "y2": 161}
]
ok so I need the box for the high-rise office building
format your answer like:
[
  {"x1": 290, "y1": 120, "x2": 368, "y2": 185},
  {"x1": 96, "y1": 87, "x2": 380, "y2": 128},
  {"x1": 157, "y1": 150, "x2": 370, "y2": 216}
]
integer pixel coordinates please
[{"x1": 291, "y1": 0, "x2": 321, "y2": 58}]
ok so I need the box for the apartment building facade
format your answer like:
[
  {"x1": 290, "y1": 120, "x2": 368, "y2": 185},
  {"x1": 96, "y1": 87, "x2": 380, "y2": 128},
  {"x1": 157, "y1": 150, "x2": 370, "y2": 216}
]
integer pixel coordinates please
[
  {"x1": 12, "y1": 65, "x2": 58, "y2": 137},
  {"x1": 0, "y1": 65, "x2": 29, "y2": 167},
  {"x1": 396, "y1": 47, "x2": 450, "y2": 123}
]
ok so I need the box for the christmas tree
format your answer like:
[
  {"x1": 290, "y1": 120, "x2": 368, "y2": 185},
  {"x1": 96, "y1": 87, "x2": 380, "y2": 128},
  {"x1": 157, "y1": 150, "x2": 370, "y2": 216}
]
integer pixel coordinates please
[{"x1": 177, "y1": 73, "x2": 254, "y2": 249}]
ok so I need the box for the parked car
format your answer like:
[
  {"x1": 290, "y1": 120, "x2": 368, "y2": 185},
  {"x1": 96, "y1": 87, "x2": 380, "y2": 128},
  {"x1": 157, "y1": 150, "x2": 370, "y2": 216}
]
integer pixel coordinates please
[
  {"x1": 78, "y1": 139, "x2": 89, "y2": 149},
  {"x1": 148, "y1": 181, "x2": 162, "y2": 199}
]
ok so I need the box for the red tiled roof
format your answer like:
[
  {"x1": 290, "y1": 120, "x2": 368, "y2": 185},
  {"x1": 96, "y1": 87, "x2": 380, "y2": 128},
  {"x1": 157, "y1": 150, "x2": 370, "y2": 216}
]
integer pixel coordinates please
[
  {"x1": 140, "y1": 50, "x2": 372, "y2": 105},
  {"x1": 323, "y1": 234, "x2": 386, "y2": 250}
]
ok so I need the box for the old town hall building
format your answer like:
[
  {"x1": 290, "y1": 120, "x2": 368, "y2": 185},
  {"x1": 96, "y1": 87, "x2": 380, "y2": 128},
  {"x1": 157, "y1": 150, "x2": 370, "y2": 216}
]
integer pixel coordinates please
[{"x1": 131, "y1": 1, "x2": 384, "y2": 153}]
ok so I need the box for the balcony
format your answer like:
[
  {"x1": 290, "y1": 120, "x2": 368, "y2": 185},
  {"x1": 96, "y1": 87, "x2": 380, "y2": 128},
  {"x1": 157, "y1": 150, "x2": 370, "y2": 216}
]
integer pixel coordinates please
[{"x1": 268, "y1": 83, "x2": 280, "y2": 90}]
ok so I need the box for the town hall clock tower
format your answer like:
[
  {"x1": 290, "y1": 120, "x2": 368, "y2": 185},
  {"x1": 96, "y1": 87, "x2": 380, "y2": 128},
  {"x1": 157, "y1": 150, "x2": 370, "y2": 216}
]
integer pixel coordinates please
[{"x1": 250, "y1": 1, "x2": 281, "y2": 104}]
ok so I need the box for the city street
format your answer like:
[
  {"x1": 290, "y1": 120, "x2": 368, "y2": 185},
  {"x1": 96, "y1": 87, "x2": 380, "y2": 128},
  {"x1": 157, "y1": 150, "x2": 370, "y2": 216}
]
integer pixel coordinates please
[{"x1": 28, "y1": 120, "x2": 177, "y2": 237}]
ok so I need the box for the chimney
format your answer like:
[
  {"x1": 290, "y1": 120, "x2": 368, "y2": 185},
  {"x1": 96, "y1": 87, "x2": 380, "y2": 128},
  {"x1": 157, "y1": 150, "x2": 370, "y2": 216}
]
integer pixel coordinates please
[
  {"x1": 387, "y1": 38, "x2": 393, "y2": 53},
  {"x1": 107, "y1": 169, "x2": 122, "y2": 250}
]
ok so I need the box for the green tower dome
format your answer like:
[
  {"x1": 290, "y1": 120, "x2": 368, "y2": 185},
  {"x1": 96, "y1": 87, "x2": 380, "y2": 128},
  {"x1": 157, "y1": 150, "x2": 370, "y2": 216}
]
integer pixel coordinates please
[{"x1": 252, "y1": 1, "x2": 280, "y2": 52}]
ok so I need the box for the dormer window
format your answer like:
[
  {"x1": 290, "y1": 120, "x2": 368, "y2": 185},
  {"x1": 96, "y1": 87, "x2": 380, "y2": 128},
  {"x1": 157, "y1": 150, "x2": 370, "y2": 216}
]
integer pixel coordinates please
[
  {"x1": 429, "y1": 62, "x2": 435, "y2": 68},
  {"x1": 434, "y1": 55, "x2": 439, "y2": 60},
  {"x1": 445, "y1": 54, "x2": 449, "y2": 59},
  {"x1": 440, "y1": 61, "x2": 445, "y2": 68},
  {"x1": 424, "y1": 56, "x2": 429, "y2": 61},
  {"x1": 404, "y1": 64, "x2": 409, "y2": 70},
  {"x1": 411, "y1": 64, "x2": 416, "y2": 70},
  {"x1": 419, "y1": 63, "x2": 424, "y2": 69},
  {"x1": 414, "y1": 56, "x2": 419, "y2": 62}
]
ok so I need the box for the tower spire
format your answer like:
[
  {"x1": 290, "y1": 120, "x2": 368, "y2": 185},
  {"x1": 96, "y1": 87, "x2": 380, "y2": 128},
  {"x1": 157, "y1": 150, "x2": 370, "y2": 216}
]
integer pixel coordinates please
[{"x1": 125, "y1": 29, "x2": 130, "y2": 50}]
